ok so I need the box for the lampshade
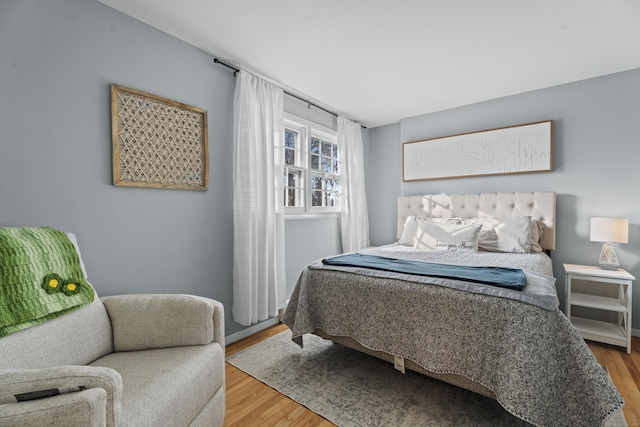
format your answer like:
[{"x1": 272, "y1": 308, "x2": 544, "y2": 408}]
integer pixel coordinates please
[
  {"x1": 590, "y1": 217, "x2": 629, "y2": 270},
  {"x1": 590, "y1": 218, "x2": 629, "y2": 244}
]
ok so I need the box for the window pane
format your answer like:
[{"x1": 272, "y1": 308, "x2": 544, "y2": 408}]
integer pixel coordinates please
[
  {"x1": 311, "y1": 175, "x2": 322, "y2": 189},
  {"x1": 285, "y1": 148, "x2": 295, "y2": 165},
  {"x1": 288, "y1": 171, "x2": 297, "y2": 187},
  {"x1": 284, "y1": 188, "x2": 304, "y2": 207},
  {"x1": 287, "y1": 188, "x2": 296, "y2": 207},
  {"x1": 285, "y1": 129, "x2": 297, "y2": 148},
  {"x1": 332, "y1": 144, "x2": 338, "y2": 159},
  {"x1": 311, "y1": 155, "x2": 319, "y2": 170},
  {"x1": 321, "y1": 157, "x2": 330, "y2": 172},
  {"x1": 325, "y1": 192, "x2": 336, "y2": 207},
  {"x1": 310, "y1": 138, "x2": 320, "y2": 154},
  {"x1": 312, "y1": 191, "x2": 322, "y2": 206},
  {"x1": 321, "y1": 141, "x2": 331, "y2": 157},
  {"x1": 284, "y1": 169, "x2": 303, "y2": 208},
  {"x1": 325, "y1": 178, "x2": 334, "y2": 190},
  {"x1": 332, "y1": 159, "x2": 338, "y2": 174}
]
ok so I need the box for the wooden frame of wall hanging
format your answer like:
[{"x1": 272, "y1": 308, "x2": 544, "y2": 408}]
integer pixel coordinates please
[
  {"x1": 111, "y1": 84, "x2": 208, "y2": 190},
  {"x1": 402, "y1": 120, "x2": 553, "y2": 182}
]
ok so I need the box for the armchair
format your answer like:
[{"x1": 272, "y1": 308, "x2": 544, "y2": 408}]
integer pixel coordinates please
[{"x1": 0, "y1": 230, "x2": 225, "y2": 427}]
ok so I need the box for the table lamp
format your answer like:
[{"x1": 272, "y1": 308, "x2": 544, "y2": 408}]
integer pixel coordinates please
[{"x1": 590, "y1": 217, "x2": 628, "y2": 270}]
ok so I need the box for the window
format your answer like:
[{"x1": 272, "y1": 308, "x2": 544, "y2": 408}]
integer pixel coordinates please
[
  {"x1": 283, "y1": 125, "x2": 304, "y2": 209},
  {"x1": 283, "y1": 114, "x2": 341, "y2": 215}
]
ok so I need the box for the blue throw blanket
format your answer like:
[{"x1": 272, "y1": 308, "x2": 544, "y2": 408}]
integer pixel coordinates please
[{"x1": 322, "y1": 253, "x2": 526, "y2": 290}]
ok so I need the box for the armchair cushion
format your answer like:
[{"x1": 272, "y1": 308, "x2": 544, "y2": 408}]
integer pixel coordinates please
[
  {"x1": 102, "y1": 294, "x2": 221, "y2": 352},
  {"x1": 0, "y1": 366, "x2": 122, "y2": 426},
  {"x1": 90, "y1": 344, "x2": 224, "y2": 426}
]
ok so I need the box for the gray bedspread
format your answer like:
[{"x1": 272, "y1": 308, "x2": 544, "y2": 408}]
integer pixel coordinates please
[{"x1": 283, "y1": 245, "x2": 624, "y2": 427}]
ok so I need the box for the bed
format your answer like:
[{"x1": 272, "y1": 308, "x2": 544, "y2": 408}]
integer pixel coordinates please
[{"x1": 283, "y1": 192, "x2": 625, "y2": 427}]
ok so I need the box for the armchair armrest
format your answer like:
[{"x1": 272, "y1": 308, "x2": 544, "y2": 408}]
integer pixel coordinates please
[
  {"x1": 0, "y1": 366, "x2": 122, "y2": 427},
  {"x1": 0, "y1": 387, "x2": 107, "y2": 427},
  {"x1": 101, "y1": 294, "x2": 225, "y2": 352}
]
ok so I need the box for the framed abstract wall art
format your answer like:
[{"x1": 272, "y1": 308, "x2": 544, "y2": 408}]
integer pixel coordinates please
[
  {"x1": 111, "y1": 84, "x2": 208, "y2": 190},
  {"x1": 402, "y1": 120, "x2": 553, "y2": 181}
]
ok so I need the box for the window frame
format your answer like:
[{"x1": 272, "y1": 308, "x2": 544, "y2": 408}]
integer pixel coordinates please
[{"x1": 283, "y1": 113, "x2": 341, "y2": 218}]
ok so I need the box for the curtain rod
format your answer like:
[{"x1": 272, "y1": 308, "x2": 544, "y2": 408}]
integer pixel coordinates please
[{"x1": 214, "y1": 57, "x2": 365, "y2": 129}]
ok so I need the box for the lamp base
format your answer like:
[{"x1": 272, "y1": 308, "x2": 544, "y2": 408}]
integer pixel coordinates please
[{"x1": 599, "y1": 242, "x2": 620, "y2": 270}]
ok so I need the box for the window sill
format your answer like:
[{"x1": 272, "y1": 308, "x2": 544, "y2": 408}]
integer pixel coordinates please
[{"x1": 285, "y1": 212, "x2": 341, "y2": 221}]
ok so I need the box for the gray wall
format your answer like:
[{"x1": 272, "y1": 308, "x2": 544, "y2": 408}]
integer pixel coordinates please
[
  {"x1": 366, "y1": 123, "x2": 401, "y2": 246},
  {"x1": 367, "y1": 68, "x2": 640, "y2": 332},
  {"x1": 0, "y1": 0, "x2": 236, "y2": 331},
  {"x1": 0, "y1": 0, "x2": 343, "y2": 338},
  {"x1": 284, "y1": 218, "x2": 342, "y2": 295}
]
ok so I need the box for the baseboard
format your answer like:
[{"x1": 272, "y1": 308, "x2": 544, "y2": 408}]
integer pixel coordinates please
[{"x1": 225, "y1": 317, "x2": 281, "y2": 346}]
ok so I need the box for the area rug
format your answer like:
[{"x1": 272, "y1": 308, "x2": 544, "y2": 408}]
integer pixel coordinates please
[{"x1": 227, "y1": 330, "x2": 533, "y2": 427}]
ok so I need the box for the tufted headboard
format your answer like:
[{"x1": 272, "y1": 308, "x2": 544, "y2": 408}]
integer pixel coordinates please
[{"x1": 397, "y1": 192, "x2": 556, "y2": 251}]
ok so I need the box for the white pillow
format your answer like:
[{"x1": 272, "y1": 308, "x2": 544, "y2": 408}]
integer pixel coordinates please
[
  {"x1": 398, "y1": 216, "x2": 418, "y2": 246},
  {"x1": 530, "y1": 219, "x2": 545, "y2": 252},
  {"x1": 399, "y1": 216, "x2": 464, "y2": 246},
  {"x1": 466, "y1": 216, "x2": 532, "y2": 253},
  {"x1": 414, "y1": 220, "x2": 481, "y2": 252}
]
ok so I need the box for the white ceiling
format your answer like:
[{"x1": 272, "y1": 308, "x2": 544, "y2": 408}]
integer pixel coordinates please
[{"x1": 98, "y1": 0, "x2": 640, "y2": 128}]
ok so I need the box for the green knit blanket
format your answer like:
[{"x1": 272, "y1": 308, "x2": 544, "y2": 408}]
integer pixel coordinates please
[{"x1": 0, "y1": 227, "x2": 94, "y2": 337}]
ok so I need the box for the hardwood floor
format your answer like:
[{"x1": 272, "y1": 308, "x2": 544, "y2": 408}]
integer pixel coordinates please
[
  {"x1": 590, "y1": 337, "x2": 640, "y2": 425},
  {"x1": 224, "y1": 323, "x2": 640, "y2": 426},
  {"x1": 224, "y1": 323, "x2": 334, "y2": 427}
]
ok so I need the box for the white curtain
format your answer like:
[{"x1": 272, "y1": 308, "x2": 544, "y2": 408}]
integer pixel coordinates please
[
  {"x1": 232, "y1": 70, "x2": 286, "y2": 326},
  {"x1": 339, "y1": 116, "x2": 370, "y2": 253}
]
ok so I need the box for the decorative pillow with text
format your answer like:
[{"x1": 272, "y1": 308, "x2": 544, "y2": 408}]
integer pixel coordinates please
[{"x1": 414, "y1": 220, "x2": 481, "y2": 252}]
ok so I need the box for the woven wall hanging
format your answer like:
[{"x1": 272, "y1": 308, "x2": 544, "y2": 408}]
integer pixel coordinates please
[{"x1": 111, "y1": 84, "x2": 208, "y2": 190}]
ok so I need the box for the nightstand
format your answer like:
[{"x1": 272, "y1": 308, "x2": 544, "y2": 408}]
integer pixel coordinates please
[{"x1": 564, "y1": 263, "x2": 634, "y2": 353}]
